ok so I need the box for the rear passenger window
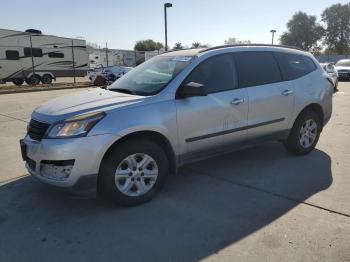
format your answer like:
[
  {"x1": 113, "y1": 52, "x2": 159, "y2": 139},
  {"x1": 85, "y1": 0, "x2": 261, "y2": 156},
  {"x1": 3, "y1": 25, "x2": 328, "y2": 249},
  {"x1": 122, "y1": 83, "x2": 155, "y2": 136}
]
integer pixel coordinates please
[
  {"x1": 24, "y1": 47, "x2": 43, "y2": 57},
  {"x1": 6, "y1": 50, "x2": 19, "y2": 60},
  {"x1": 235, "y1": 52, "x2": 282, "y2": 88},
  {"x1": 275, "y1": 53, "x2": 316, "y2": 80},
  {"x1": 184, "y1": 54, "x2": 237, "y2": 93}
]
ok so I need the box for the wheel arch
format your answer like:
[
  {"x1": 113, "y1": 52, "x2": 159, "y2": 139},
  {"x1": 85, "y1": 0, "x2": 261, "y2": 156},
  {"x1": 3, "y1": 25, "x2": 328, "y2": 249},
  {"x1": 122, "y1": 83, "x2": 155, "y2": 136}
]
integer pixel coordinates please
[
  {"x1": 27, "y1": 72, "x2": 55, "y2": 79},
  {"x1": 294, "y1": 103, "x2": 325, "y2": 129},
  {"x1": 100, "y1": 130, "x2": 177, "y2": 176}
]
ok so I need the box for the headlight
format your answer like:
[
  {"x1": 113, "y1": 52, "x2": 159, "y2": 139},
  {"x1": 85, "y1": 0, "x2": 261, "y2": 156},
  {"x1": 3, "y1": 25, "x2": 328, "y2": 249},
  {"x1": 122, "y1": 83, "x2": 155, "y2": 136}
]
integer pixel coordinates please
[{"x1": 47, "y1": 111, "x2": 105, "y2": 138}]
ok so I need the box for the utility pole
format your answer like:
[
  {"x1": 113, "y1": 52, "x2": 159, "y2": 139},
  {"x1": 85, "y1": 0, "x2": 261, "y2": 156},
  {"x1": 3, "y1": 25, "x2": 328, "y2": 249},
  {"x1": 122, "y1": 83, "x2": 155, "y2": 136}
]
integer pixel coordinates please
[
  {"x1": 105, "y1": 42, "x2": 109, "y2": 67},
  {"x1": 164, "y1": 3, "x2": 173, "y2": 51},
  {"x1": 71, "y1": 39, "x2": 76, "y2": 85},
  {"x1": 270, "y1": 30, "x2": 276, "y2": 45}
]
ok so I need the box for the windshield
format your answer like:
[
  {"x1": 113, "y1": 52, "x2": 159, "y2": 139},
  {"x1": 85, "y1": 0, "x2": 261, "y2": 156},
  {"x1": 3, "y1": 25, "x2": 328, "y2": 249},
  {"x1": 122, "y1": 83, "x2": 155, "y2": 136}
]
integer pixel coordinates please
[
  {"x1": 109, "y1": 56, "x2": 194, "y2": 96},
  {"x1": 335, "y1": 60, "x2": 350, "y2": 67}
]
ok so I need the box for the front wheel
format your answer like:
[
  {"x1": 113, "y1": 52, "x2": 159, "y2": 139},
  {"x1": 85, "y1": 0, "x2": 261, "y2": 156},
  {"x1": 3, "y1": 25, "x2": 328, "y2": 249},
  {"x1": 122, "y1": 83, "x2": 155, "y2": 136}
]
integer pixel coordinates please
[
  {"x1": 98, "y1": 139, "x2": 169, "y2": 206},
  {"x1": 284, "y1": 110, "x2": 321, "y2": 155}
]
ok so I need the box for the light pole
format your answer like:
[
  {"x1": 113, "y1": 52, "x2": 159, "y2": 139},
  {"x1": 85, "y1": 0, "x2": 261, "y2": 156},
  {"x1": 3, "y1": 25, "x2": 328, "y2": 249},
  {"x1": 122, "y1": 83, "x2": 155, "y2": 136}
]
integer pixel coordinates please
[
  {"x1": 270, "y1": 30, "x2": 276, "y2": 45},
  {"x1": 164, "y1": 3, "x2": 172, "y2": 51}
]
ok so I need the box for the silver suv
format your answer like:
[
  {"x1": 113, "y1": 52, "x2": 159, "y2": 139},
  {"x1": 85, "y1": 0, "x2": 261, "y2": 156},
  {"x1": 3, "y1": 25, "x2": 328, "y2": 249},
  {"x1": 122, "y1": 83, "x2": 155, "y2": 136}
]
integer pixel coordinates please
[{"x1": 20, "y1": 45, "x2": 333, "y2": 206}]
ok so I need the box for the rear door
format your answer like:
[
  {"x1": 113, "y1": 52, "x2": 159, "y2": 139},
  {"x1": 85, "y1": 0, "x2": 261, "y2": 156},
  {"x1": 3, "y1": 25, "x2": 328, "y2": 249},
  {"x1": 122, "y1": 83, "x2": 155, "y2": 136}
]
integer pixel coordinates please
[{"x1": 234, "y1": 51, "x2": 295, "y2": 140}]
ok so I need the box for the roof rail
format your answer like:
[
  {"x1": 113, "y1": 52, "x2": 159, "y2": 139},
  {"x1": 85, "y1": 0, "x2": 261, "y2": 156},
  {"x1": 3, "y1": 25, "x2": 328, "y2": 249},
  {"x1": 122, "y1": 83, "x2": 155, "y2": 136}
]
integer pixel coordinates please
[{"x1": 199, "y1": 44, "x2": 304, "y2": 53}]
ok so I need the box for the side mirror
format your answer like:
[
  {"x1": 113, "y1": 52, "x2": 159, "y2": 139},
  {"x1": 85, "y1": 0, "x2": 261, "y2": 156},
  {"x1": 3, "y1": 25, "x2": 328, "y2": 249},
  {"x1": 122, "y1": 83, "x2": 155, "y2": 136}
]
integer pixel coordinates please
[{"x1": 177, "y1": 82, "x2": 207, "y2": 99}]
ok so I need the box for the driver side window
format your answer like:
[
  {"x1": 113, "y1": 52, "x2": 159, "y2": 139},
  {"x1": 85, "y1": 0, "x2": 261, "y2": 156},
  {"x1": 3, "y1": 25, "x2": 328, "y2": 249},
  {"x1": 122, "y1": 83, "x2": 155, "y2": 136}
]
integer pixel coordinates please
[{"x1": 184, "y1": 54, "x2": 237, "y2": 93}]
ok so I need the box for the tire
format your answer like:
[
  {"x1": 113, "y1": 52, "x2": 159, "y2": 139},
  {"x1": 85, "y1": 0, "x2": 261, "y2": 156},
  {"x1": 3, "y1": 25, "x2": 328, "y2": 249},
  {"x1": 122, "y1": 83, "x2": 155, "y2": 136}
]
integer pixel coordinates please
[
  {"x1": 98, "y1": 139, "x2": 169, "y2": 206},
  {"x1": 284, "y1": 110, "x2": 322, "y2": 155},
  {"x1": 334, "y1": 79, "x2": 339, "y2": 92},
  {"x1": 12, "y1": 78, "x2": 24, "y2": 86},
  {"x1": 41, "y1": 74, "x2": 53, "y2": 85},
  {"x1": 27, "y1": 74, "x2": 41, "y2": 86},
  {"x1": 108, "y1": 74, "x2": 116, "y2": 82},
  {"x1": 93, "y1": 75, "x2": 106, "y2": 86}
]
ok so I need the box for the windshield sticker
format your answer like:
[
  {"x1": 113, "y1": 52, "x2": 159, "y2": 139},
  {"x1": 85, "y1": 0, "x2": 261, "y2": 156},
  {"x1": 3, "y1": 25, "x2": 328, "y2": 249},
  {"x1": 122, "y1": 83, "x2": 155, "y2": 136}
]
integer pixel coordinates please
[{"x1": 171, "y1": 56, "x2": 193, "y2": 62}]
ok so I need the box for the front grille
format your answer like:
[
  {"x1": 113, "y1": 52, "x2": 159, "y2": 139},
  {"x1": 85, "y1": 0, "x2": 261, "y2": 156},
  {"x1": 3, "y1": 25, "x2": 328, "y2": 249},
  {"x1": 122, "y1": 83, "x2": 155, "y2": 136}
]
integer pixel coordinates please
[
  {"x1": 338, "y1": 70, "x2": 350, "y2": 75},
  {"x1": 27, "y1": 119, "x2": 51, "y2": 141}
]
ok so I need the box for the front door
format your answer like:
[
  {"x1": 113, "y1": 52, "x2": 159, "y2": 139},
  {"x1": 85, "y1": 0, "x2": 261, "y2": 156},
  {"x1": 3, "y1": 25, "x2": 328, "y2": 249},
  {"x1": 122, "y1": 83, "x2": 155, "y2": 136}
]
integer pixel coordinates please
[{"x1": 176, "y1": 53, "x2": 248, "y2": 158}]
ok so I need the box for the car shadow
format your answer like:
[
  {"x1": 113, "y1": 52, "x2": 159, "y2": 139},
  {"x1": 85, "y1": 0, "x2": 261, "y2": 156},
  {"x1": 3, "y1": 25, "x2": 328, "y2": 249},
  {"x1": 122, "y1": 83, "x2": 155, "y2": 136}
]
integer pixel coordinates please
[{"x1": 0, "y1": 142, "x2": 332, "y2": 262}]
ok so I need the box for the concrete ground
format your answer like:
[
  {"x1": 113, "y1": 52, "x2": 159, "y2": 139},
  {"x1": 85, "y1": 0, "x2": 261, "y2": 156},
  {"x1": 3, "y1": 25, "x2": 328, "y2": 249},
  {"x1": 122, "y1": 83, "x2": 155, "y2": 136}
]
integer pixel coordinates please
[{"x1": 0, "y1": 83, "x2": 349, "y2": 262}]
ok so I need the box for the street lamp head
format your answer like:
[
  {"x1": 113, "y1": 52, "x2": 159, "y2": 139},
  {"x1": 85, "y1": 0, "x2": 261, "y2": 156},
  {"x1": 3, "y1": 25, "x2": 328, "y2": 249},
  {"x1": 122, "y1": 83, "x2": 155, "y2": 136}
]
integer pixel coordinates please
[
  {"x1": 164, "y1": 3, "x2": 172, "y2": 8},
  {"x1": 270, "y1": 30, "x2": 276, "y2": 33}
]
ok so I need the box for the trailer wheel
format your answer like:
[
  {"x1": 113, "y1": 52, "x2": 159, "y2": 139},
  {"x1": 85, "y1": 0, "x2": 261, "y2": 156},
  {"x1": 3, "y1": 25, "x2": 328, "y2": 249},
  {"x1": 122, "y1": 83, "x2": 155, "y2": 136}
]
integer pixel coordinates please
[
  {"x1": 12, "y1": 78, "x2": 24, "y2": 86},
  {"x1": 27, "y1": 74, "x2": 41, "y2": 86},
  {"x1": 41, "y1": 74, "x2": 53, "y2": 85}
]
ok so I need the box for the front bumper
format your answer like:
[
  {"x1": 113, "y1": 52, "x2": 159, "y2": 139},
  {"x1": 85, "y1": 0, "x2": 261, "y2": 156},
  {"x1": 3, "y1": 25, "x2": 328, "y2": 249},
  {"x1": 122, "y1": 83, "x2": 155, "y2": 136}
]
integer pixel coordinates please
[{"x1": 20, "y1": 133, "x2": 119, "y2": 190}]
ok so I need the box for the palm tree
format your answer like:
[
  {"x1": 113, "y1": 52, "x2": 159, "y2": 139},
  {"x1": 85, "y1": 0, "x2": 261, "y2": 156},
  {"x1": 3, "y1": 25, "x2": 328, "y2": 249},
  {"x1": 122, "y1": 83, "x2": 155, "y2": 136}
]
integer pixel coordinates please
[
  {"x1": 173, "y1": 42, "x2": 184, "y2": 50},
  {"x1": 191, "y1": 42, "x2": 201, "y2": 48}
]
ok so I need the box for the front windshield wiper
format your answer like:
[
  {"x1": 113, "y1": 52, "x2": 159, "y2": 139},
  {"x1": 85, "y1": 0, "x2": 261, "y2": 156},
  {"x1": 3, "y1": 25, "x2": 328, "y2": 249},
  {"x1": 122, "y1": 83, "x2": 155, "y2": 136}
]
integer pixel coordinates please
[{"x1": 110, "y1": 88, "x2": 137, "y2": 95}]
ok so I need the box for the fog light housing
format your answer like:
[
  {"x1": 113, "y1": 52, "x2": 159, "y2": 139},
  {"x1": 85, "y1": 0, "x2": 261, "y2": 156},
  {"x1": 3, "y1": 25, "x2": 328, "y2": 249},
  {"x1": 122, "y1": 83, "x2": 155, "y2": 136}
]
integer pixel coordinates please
[{"x1": 40, "y1": 160, "x2": 75, "y2": 181}]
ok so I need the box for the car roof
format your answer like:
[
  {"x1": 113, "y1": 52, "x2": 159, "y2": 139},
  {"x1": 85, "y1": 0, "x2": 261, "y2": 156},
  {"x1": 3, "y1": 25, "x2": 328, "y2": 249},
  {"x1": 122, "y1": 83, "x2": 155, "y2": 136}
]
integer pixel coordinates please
[{"x1": 160, "y1": 44, "x2": 308, "y2": 57}]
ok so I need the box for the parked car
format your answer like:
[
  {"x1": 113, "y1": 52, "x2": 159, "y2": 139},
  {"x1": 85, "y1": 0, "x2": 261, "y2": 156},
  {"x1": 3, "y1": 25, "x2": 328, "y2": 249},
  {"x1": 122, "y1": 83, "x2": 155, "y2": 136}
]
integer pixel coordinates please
[
  {"x1": 87, "y1": 64, "x2": 104, "y2": 81},
  {"x1": 334, "y1": 59, "x2": 350, "y2": 81},
  {"x1": 20, "y1": 45, "x2": 333, "y2": 206},
  {"x1": 103, "y1": 66, "x2": 133, "y2": 82},
  {"x1": 320, "y1": 63, "x2": 338, "y2": 91}
]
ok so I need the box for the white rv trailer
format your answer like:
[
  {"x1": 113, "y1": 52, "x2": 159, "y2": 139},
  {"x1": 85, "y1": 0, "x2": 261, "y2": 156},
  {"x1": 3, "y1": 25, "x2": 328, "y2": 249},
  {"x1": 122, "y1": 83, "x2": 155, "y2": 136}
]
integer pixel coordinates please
[{"x1": 0, "y1": 28, "x2": 88, "y2": 86}]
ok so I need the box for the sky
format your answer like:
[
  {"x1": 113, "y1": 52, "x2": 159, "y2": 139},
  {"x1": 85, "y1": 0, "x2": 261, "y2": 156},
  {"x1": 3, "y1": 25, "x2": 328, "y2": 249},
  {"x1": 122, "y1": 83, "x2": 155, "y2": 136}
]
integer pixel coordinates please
[{"x1": 1, "y1": 0, "x2": 348, "y2": 50}]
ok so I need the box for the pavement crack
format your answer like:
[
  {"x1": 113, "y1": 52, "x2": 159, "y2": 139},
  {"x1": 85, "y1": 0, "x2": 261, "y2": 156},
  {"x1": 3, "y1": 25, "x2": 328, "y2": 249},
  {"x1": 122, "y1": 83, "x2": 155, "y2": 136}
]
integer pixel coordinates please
[
  {"x1": 0, "y1": 113, "x2": 28, "y2": 123},
  {"x1": 188, "y1": 168, "x2": 350, "y2": 219}
]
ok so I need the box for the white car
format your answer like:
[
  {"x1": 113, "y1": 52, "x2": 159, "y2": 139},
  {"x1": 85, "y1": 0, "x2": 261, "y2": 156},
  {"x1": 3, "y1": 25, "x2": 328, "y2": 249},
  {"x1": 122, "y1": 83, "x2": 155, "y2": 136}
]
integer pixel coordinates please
[
  {"x1": 320, "y1": 63, "x2": 338, "y2": 91},
  {"x1": 334, "y1": 59, "x2": 350, "y2": 81}
]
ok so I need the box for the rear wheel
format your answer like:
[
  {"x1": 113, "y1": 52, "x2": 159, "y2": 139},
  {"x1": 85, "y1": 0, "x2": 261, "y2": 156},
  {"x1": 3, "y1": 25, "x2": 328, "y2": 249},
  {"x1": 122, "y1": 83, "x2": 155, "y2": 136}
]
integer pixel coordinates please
[
  {"x1": 41, "y1": 74, "x2": 53, "y2": 85},
  {"x1": 12, "y1": 78, "x2": 24, "y2": 86},
  {"x1": 98, "y1": 139, "x2": 169, "y2": 206},
  {"x1": 27, "y1": 74, "x2": 41, "y2": 86},
  {"x1": 284, "y1": 110, "x2": 321, "y2": 155}
]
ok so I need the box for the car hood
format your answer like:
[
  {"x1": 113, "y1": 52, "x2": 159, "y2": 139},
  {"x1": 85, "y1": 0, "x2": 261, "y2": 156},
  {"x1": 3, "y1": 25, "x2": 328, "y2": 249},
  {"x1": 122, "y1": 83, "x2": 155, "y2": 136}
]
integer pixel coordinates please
[
  {"x1": 33, "y1": 88, "x2": 145, "y2": 123},
  {"x1": 334, "y1": 66, "x2": 350, "y2": 71}
]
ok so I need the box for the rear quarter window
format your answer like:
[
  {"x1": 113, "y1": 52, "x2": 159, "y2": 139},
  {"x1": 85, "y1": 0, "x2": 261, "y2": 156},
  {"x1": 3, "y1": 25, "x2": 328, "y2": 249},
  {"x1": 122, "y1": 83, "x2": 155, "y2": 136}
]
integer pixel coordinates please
[{"x1": 275, "y1": 53, "x2": 316, "y2": 80}]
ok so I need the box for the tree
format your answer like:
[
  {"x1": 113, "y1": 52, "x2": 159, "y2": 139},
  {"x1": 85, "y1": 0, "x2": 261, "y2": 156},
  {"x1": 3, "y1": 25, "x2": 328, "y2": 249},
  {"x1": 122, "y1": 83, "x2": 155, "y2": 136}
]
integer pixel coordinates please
[
  {"x1": 322, "y1": 3, "x2": 350, "y2": 54},
  {"x1": 191, "y1": 42, "x2": 201, "y2": 48},
  {"x1": 191, "y1": 42, "x2": 209, "y2": 48},
  {"x1": 134, "y1": 40, "x2": 164, "y2": 51},
  {"x1": 224, "y1": 37, "x2": 251, "y2": 45},
  {"x1": 173, "y1": 42, "x2": 184, "y2": 50},
  {"x1": 86, "y1": 42, "x2": 101, "y2": 49},
  {"x1": 280, "y1": 11, "x2": 324, "y2": 52}
]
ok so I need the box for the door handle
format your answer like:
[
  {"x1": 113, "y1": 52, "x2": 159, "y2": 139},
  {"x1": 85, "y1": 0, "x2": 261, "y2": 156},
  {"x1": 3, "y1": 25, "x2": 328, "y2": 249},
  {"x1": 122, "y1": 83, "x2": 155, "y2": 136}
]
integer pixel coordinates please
[
  {"x1": 282, "y1": 90, "x2": 293, "y2": 96},
  {"x1": 230, "y1": 98, "x2": 244, "y2": 105}
]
